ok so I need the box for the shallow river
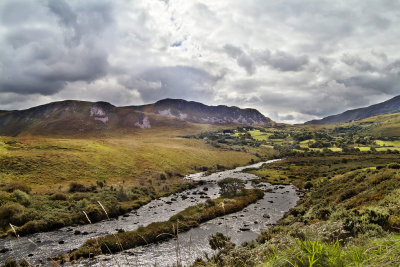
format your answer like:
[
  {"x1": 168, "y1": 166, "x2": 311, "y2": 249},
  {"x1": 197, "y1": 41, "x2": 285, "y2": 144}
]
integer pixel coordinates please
[{"x1": 0, "y1": 159, "x2": 301, "y2": 266}]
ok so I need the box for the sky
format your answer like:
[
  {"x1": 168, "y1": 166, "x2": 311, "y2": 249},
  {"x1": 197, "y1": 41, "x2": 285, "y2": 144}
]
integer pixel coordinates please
[{"x1": 0, "y1": 0, "x2": 399, "y2": 123}]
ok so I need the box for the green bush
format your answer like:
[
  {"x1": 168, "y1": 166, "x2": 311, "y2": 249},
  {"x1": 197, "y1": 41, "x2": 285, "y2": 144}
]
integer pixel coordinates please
[
  {"x1": 2, "y1": 182, "x2": 31, "y2": 194},
  {"x1": 217, "y1": 178, "x2": 245, "y2": 197},
  {"x1": 13, "y1": 190, "x2": 31, "y2": 206},
  {"x1": 0, "y1": 202, "x2": 24, "y2": 228}
]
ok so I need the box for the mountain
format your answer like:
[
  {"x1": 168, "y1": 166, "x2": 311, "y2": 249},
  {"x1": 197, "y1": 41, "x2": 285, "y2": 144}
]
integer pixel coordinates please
[
  {"x1": 0, "y1": 99, "x2": 272, "y2": 136},
  {"x1": 305, "y1": 95, "x2": 400, "y2": 125},
  {"x1": 129, "y1": 98, "x2": 272, "y2": 125}
]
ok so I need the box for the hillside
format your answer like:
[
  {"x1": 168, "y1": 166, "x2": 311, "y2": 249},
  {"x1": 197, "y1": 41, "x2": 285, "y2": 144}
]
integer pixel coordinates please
[
  {"x1": 129, "y1": 98, "x2": 273, "y2": 126},
  {"x1": 0, "y1": 99, "x2": 273, "y2": 136},
  {"x1": 305, "y1": 95, "x2": 400, "y2": 125}
]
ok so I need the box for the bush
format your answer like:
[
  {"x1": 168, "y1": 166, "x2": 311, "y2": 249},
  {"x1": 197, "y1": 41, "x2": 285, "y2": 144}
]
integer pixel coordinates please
[
  {"x1": 209, "y1": 232, "x2": 235, "y2": 251},
  {"x1": 304, "y1": 181, "x2": 313, "y2": 189},
  {"x1": 217, "y1": 178, "x2": 245, "y2": 198},
  {"x1": 69, "y1": 182, "x2": 87, "y2": 192},
  {"x1": 387, "y1": 163, "x2": 400, "y2": 169},
  {"x1": 2, "y1": 182, "x2": 31, "y2": 194},
  {"x1": 50, "y1": 192, "x2": 68, "y2": 201},
  {"x1": 13, "y1": 190, "x2": 31, "y2": 206},
  {"x1": 0, "y1": 202, "x2": 24, "y2": 228},
  {"x1": 0, "y1": 191, "x2": 14, "y2": 205}
]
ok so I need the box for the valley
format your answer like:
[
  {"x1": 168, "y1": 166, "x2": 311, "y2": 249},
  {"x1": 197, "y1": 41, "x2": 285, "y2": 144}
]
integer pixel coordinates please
[{"x1": 0, "y1": 99, "x2": 400, "y2": 266}]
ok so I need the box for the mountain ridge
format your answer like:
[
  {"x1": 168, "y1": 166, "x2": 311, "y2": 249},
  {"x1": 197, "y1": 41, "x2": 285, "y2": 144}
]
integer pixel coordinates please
[
  {"x1": 305, "y1": 95, "x2": 400, "y2": 125},
  {"x1": 0, "y1": 99, "x2": 273, "y2": 136}
]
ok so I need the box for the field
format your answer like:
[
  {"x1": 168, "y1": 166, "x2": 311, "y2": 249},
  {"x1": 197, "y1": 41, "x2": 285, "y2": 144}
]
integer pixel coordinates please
[{"x1": 0, "y1": 127, "x2": 262, "y2": 236}]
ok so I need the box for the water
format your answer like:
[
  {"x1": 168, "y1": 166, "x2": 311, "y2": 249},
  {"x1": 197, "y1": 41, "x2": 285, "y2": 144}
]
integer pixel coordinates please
[{"x1": 0, "y1": 159, "x2": 301, "y2": 266}]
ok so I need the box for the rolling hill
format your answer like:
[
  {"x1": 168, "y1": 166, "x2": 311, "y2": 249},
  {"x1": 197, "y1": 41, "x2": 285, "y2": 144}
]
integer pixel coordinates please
[
  {"x1": 0, "y1": 99, "x2": 273, "y2": 136},
  {"x1": 305, "y1": 95, "x2": 400, "y2": 125}
]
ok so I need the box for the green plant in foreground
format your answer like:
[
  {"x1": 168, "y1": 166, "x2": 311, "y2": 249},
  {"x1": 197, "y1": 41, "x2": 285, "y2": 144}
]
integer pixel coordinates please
[{"x1": 262, "y1": 235, "x2": 400, "y2": 267}]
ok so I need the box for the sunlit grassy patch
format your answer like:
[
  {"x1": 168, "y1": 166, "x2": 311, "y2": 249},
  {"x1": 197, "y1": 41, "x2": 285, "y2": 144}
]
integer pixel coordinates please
[
  {"x1": 249, "y1": 130, "x2": 273, "y2": 141},
  {"x1": 355, "y1": 146, "x2": 371, "y2": 151},
  {"x1": 376, "y1": 140, "x2": 400, "y2": 149}
]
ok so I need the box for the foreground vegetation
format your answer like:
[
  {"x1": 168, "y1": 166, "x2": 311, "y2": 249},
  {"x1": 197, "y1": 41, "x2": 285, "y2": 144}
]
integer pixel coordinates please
[
  {"x1": 68, "y1": 188, "x2": 264, "y2": 261},
  {"x1": 194, "y1": 154, "x2": 400, "y2": 266}
]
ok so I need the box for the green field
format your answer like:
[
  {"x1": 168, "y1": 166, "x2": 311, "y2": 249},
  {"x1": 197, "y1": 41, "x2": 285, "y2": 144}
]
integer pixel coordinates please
[{"x1": 0, "y1": 129, "x2": 261, "y2": 236}]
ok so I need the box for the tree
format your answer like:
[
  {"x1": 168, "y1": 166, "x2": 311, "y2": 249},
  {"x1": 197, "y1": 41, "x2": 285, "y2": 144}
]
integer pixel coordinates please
[
  {"x1": 209, "y1": 232, "x2": 235, "y2": 251},
  {"x1": 217, "y1": 178, "x2": 245, "y2": 197}
]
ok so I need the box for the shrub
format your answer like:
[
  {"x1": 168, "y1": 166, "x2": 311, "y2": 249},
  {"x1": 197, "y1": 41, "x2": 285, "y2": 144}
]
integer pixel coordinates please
[
  {"x1": 50, "y1": 192, "x2": 68, "y2": 201},
  {"x1": 217, "y1": 178, "x2": 245, "y2": 198},
  {"x1": 0, "y1": 191, "x2": 14, "y2": 205},
  {"x1": 2, "y1": 182, "x2": 31, "y2": 194},
  {"x1": 209, "y1": 232, "x2": 235, "y2": 251},
  {"x1": 13, "y1": 190, "x2": 31, "y2": 206},
  {"x1": 0, "y1": 202, "x2": 24, "y2": 228},
  {"x1": 69, "y1": 182, "x2": 87, "y2": 192},
  {"x1": 387, "y1": 163, "x2": 400, "y2": 169},
  {"x1": 2, "y1": 259, "x2": 18, "y2": 267},
  {"x1": 304, "y1": 181, "x2": 313, "y2": 189}
]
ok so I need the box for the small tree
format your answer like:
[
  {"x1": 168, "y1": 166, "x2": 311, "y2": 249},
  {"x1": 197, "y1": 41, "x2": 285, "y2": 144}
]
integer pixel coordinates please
[
  {"x1": 217, "y1": 178, "x2": 245, "y2": 197},
  {"x1": 209, "y1": 232, "x2": 235, "y2": 265},
  {"x1": 209, "y1": 232, "x2": 235, "y2": 251}
]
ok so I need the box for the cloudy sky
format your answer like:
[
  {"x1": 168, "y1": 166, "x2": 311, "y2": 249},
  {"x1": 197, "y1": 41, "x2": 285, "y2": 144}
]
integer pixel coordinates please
[{"x1": 0, "y1": 0, "x2": 399, "y2": 123}]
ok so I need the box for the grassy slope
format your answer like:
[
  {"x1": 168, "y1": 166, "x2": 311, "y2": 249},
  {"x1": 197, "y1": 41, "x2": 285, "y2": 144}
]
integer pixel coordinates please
[
  {"x1": 198, "y1": 155, "x2": 400, "y2": 266},
  {"x1": 302, "y1": 111, "x2": 400, "y2": 138},
  {"x1": 0, "y1": 127, "x2": 257, "y2": 193},
  {"x1": 0, "y1": 126, "x2": 265, "y2": 236}
]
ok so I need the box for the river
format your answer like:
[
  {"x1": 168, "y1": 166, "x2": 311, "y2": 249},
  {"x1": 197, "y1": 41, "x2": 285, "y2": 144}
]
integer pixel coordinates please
[{"x1": 0, "y1": 159, "x2": 301, "y2": 266}]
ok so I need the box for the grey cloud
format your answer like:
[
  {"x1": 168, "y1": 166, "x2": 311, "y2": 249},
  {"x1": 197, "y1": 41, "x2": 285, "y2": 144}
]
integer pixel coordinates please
[
  {"x1": 225, "y1": 45, "x2": 308, "y2": 74},
  {"x1": 337, "y1": 74, "x2": 399, "y2": 94},
  {"x1": 263, "y1": 51, "x2": 309, "y2": 72},
  {"x1": 224, "y1": 44, "x2": 243, "y2": 58},
  {"x1": 0, "y1": 0, "x2": 111, "y2": 95},
  {"x1": 48, "y1": 0, "x2": 77, "y2": 29},
  {"x1": 123, "y1": 66, "x2": 220, "y2": 104},
  {"x1": 237, "y1": 54, "x2": 256, "y2": 75},
  {"x1": 279, "y1": 114, "x2": 295, "y2": 121},
  {"x1": 341, "y1": 54, "x2": 376, "y2": 72},
  {"x1": 0, "y1": 0, "x2": 399, "y2": 123},
  {"x1": 224, "y1": 45, "x2": 255, "y2": 75}
]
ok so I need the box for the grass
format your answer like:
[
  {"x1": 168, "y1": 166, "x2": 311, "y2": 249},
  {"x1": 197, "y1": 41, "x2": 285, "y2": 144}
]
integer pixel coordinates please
[
  {"x1": 0, "y1": 129, "x2": 260, "y2": 236},
  {"x1": 68, "y1": 189, "x2": 264, "y2": 260},
  {"x1": 261, "y1": 234, "x2": 400, "y2": 267},
  {"x1": 200, "y1": 153, "x2": 400, "y2": 266},
  {"x1": 249, "y1": 130, "x2": 273, "y2": 141}
]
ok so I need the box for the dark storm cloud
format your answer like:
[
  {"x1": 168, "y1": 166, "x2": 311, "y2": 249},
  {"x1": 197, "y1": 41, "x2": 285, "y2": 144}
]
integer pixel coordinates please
[{"x1": 0, "y1": 0, "x2": 111, "y2": 95}]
